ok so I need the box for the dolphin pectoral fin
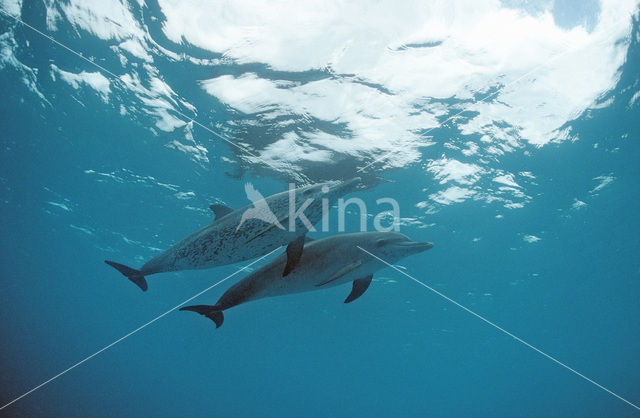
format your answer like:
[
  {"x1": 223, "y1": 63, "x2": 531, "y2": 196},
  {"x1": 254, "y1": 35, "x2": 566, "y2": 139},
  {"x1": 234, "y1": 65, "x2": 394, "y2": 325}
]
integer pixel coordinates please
[
  {"x1": 315, "y1": 260, "x2": 363, "y2": 287},
  {"x1": 209, "y1": 204, "x2": 234, "y2": 220},
  {"x1": 104, "y1": 260, "x2": 148, "y2": 292},
  {"x1": 344, "y1": 275, "x2": 373, "y2": 303},
  {"x1": 283, "y1": 234, "x2": 306, "y2": 277},
  {"x1": 180, "y1": 305, "x2": 224, "y2": 328}
]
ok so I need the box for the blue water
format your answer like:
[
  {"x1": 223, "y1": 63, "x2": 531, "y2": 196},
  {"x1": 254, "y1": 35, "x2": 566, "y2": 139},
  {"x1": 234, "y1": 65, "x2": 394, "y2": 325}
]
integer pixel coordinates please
[{"x1": 1, "y1": 1, "x2": 640, "y2": 417}]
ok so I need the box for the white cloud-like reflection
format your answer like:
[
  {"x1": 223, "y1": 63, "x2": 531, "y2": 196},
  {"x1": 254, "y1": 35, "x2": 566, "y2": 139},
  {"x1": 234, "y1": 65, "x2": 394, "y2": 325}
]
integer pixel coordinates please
[{"x1": 1, "y1": 0, "x2": 637, "y2": 213}]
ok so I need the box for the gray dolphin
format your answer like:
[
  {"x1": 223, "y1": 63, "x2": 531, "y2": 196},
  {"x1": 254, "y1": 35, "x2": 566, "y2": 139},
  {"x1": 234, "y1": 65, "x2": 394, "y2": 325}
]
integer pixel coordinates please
[
  {"x1": 180, "y1": 232, "x2": 433, "y2": 328},
  {"x1": 105, "y1": 178, "x2": 361, "y2": 291}
]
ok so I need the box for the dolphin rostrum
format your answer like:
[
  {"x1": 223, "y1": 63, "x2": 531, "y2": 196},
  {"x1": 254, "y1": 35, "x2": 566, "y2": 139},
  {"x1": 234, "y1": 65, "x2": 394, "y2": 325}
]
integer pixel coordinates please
[
  {"x1": 105, "y1": 178, "x2": 361, "y2": 291},
  {"x1": 180, "y1": 232, "x2": 433, "y2": 328}
]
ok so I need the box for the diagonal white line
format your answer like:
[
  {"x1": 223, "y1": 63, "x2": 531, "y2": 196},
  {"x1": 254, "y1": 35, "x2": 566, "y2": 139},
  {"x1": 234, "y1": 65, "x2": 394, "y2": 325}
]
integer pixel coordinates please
[
  {"x1": 357, "y1": 246, "x2": 640, "y2": 412},
  {"x1": 0, "y1": 246, "x2": 282, "y2": 411},
  {"x1": 355, "y1": 12, "x2": 635, "y2": 174},
  {"x1": 0, "y1": 8, "x2": 279, "y2": 172}
]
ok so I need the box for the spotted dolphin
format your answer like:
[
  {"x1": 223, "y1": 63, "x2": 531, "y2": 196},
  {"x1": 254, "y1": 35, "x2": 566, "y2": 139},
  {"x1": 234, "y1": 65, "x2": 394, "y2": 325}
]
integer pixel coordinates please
[
  {"x1": 180, "y1": 232, "x2": 433, "y2": 328},
  {"x1": 105, "y1": 178, "x2": 361, "y2": 291}
]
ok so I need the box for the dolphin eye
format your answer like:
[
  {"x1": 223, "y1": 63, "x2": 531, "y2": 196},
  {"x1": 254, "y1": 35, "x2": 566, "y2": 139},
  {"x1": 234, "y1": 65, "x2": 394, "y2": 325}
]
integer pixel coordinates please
[{"x1": 376, "y1": 239, "x2": 388, "y2": 247}]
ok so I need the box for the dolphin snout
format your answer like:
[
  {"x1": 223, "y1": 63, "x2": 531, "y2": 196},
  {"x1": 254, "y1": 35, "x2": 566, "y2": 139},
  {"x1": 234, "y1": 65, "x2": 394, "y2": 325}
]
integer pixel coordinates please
[
  {"x1": 419, "y1": 241, "x2": 434, "y2": 250},
  {"x1": 398, "y1": 241, "x2": 434, "y2": 252}
]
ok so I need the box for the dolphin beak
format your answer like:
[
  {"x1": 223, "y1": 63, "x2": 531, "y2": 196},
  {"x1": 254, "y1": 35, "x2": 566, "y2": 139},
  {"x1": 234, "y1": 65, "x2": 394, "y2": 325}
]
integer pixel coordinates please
[{"x1": 398, "y1": 241, "x2": 434, "y2": 253}]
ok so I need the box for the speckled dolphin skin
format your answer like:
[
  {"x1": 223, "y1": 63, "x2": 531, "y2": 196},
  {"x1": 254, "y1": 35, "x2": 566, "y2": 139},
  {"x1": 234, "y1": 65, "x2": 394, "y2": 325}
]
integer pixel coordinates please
[
  {"x1": 105, "y1": 178, "x2": 361, "y2": 291},
  {"x1": 180, "y1": 232, "x2": 433, "y2": 328}
]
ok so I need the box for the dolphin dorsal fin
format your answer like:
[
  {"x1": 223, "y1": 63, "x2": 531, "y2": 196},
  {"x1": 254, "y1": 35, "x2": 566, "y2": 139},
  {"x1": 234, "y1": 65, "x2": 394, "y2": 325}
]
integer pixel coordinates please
[{"x1": 209, "y1": 204, "x2": 234, "y2": 220}]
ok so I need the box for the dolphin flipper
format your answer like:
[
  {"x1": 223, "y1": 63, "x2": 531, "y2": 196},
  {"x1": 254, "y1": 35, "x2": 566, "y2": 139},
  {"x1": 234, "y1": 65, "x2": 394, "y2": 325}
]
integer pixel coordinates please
[
  {"x1": 344, "y1": 275, "x2": 373, "y2": 303},
  {"x1": 104, "y1": 260, "x2": 148, "y2": 291},
  {"x1": 180, "y1": 305, "x2": 224, "y2": 328},
  {"x1": 283, "y1": 234, "x2": 306, "y2": 277},
  {"x1": 209, "y1": 204, "x2": 234, "y2": 220}
]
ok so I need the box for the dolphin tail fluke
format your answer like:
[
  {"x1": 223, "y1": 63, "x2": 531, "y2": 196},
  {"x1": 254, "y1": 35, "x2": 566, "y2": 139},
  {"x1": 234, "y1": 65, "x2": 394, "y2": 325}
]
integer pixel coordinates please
[
  {"x1": 180, "y1": 305, "x2": 224, "y2": 328},
  {"x1": 104, "y1": 260, "x2": 148, "y2": 292}
]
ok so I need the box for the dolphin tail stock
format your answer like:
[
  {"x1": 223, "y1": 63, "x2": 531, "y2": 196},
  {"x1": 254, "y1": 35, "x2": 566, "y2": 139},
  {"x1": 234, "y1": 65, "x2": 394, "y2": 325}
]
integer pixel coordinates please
[
  {"x1": 104, "y1": 260, "x2": 148, "y2": 292},
  {"x1": 180, "y1": 305, "x2": 224, "y2": 328}
]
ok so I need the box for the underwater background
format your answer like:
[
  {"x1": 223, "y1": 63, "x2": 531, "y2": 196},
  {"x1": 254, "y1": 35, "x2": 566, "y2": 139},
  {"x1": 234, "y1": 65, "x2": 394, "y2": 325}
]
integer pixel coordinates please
[{"x1": 1, "y1": 0, "x2": 639, "y2": 416}]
